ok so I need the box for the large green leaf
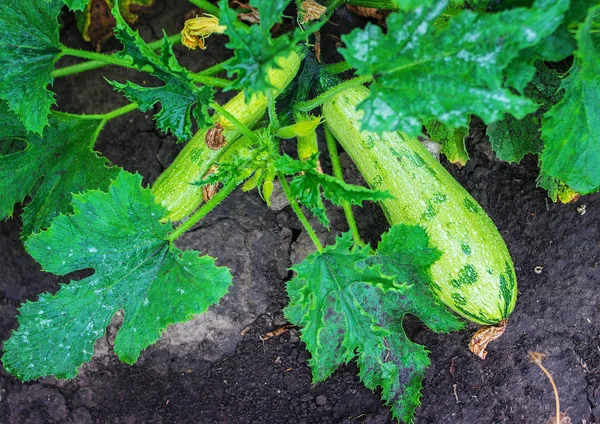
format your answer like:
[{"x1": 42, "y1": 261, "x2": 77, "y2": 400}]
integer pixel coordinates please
[
  {"x1": 285, "y1": 227, "x2": 463, "y2": 422},
  {"x1": 275, "y1": 154, "x2": 392, "y2": 229},
  {"x1": 540, "y1": 6, "x2": 600, "y2": 195},
  {"x1": 109, "y1": 8, "x2": 213, "y2": 141},
  {"x1": 487, "y1": 63, "x2": 562, "y2": 163},
  {"x1": 2, "y1": 171, "x2": 232, "y2": 381},
  {"x1": 0, "y1": 104, "x2": 118, "y2": 238},
  {"x1": 0, "y1": 0, "x2": 63, "y2": 134},
  {"x1": 340, "y1": 0, "x2": 569, "y2": 134},
  {"x1": 219, "y1": 0, "x2": 300, "y2": 97}
]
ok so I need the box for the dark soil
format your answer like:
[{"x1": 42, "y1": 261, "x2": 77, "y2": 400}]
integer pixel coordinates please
[{"x1": 1, "y1": 2, "x2": 599, "y2": 423}]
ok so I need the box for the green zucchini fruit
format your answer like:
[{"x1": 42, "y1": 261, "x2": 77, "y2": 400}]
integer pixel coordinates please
[
  {"x1": 322, "y1": 83, "x2": 517, "y2": 325},
  {"x1": 152, "y1": 50, "x2": 303, "y2": 221}
]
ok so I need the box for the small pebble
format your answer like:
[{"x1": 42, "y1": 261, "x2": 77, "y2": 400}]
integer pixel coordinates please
[{"x1": 316, "y1": 395, "x2": 327, "y2": 406}]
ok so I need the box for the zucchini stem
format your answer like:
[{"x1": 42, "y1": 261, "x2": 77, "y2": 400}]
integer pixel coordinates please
[
  {"x1": 188, "y1": 0, "x2": 250, "y2": 31},
  {"x1": 52, "y1": 102, "x2": 139, "y2": 122},
  {"x1": 59, "y1": 46, "x2": 134, "y2": 69},
  {"x1": 196, "y1": 57, "x2": 234, "y2": 76},
  {"x1": 267, "y1": 91, "x2": 280, "y2": 130},
  {"x1": 278, "y1": 172, "x2": 324, "y2": 252},
  {"x1": 190, "y1": 74, "x2": 232, "y2": 88},
  {"x1": 325, "y1": 61, "x2": 353, "y2": 75},
  {"x1": 294, "y1": 75, "x2": 372, "y2": 112},
  {"x1": 324, "y1": 126, "x2": 365, "y2": 247},
  {"x1": 100, "y1": 102, "x2": 140, "y2": 121},
  {"x1": 168, "y1": 178, "x2": 240, "y2": 242},
  {"x1": 187, "y1": 0, "x2": 220, "y2": 16},
  {"x1": 210, "y1": 102, "x2": 259, "y2": 143},
  {"x1": 54, "y1": 34, "x2": 181, "y2": 78}
]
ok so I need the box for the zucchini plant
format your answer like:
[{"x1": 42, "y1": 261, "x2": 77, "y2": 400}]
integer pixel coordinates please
[{"x1": 0, "y1": 0, "x2": 598, "y2": 422}]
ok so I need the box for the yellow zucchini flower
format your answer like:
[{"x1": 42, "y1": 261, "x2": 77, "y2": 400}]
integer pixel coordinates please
[{"x1": 181, "y1": 14, "x2": 227, "y2": 50}]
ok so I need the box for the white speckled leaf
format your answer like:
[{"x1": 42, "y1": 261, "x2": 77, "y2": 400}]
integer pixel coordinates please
[
  {"x1": 340, "y1": 0, "x2": 569, "y2": 134},
  {"x1": 1, "y1": 171, "x2": 232, "y2": 381}
]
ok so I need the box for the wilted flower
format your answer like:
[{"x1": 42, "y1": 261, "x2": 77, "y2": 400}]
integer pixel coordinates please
[{"x1": 181, "y1": 14, "x2": 227, "y2": 50}]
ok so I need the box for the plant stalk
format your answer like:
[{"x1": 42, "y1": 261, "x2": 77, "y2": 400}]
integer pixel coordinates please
[
  {"x1": 211, "y1": 102, "x2": 259, "y2": 143},
  {"x1": 54, "y1": 34, "x2": 181, "y2": 78},
  {"x1": 188, "y1": 0, "x2": 221, "y2": 16},
  {"x1": 294, "y1": 75, "x2": 372, "y2": 112},
  {"x1": 51, "y1": 102, "x2": 139, "y2": 122},
  {"x1": 188, "y1": 0, "x2": 249, "y2": 31},
  {"x1": 278, "y1": 172, "x2": 324, "y2": 252},
  {"x1": 324, "y1": 127, "x2": 365, "y2": 246},
  {"x1": 168, "y1": 178, "x2": 240, "y2": 241},
  {"x1": 267, "y1": 91, "x2": 280, "y2": 130},
  {"x1": 190, "y1": 75, "x2": 232, "y2": 88},
  {"x1": 325, "y1": 61, "x2": 352, "y2": 75},
  {"x1": 195, "y1": 57, "x2": 234, "y2": 76},
  {"x1": 60, "y1": 46, "x2": 134, "y2": 69}
]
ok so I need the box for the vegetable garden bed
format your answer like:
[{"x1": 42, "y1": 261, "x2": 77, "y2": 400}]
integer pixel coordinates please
[{"x1": 0, "y1": 0, "x2": 599, "y2": 423}]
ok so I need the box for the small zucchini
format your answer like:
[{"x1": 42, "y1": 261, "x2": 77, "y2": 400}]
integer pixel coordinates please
[
  {"x1": 152, "y1": 50, "x2": 303, "y2": 221},
  {"x1": 322, "y1": 82, "x2": 517, "y2": 325}
]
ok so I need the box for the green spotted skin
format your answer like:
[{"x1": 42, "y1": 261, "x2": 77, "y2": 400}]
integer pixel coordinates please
[{"x1": 323, "y1": 85, "x2": 517, "y2": 325}]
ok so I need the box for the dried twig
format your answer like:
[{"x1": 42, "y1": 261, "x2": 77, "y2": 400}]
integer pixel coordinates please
[{"x1": 529, "y1": 351, "x2": 566, "y2": 424}]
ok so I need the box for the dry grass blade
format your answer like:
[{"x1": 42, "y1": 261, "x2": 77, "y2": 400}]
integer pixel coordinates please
[{"x1": 529, "y1": 351, "x2": 570, "y2": 424}]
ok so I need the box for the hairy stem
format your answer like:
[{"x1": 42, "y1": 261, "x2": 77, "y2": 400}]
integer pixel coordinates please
[
  {"x1": 188, "y1": 0, "x2": 249, "y2": 31},
  {"x1": 101, "y1": 102, "x2": 140, "y2": 121},
  {"x1": 278, "y1": 172, "x2": 324, "y2": 252},
  {"x1": 194, "y1": 57, "x2": 234, "y2": 76},
  {"x1": 188, "y1": 0, "x2": 221, "y2": 16},
  {"x1": 168, "y1": 178, "x2": 240, "y2": 242},
  {"x1": 267, "y1": 91, "x2": 280, "y2": 130},
  {"x1": 211, "y1": 102, "x2": 259, "y2": 142},
  {"x1": 190, "y1": 75, "x2": 232, "y2": 88},
  {"x1": 54, "y1": 34, "x2": 181, "y2": 78},
  {"x1": 51, "y1": 102, "x2": 139, "y2": 122},
  {"x1": 324, "y1": 127, "x2": 365, "y2": 246},
  {"x1": 325, "y1": 61, "x2": 352, "y2": 74},
  {"x1": 294, "y1": 75, "x2": 372, "y2": 112},
  {"x1": 60, "y1": 46, "x2": 134, "y2": 69}
]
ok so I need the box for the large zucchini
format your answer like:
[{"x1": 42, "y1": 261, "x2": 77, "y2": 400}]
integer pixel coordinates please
[
  {"x1": 152, "y1": 50, "x2": 303, "y2": 221},
  {"x1": 322, "y1": 84, "x2": 517, "y2": 325}
]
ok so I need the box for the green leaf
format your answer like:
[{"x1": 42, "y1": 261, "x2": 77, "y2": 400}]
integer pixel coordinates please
[
  {"x1": 109, "y1": 9, "x2": 214, "y2": 141},
  {"x1": 567, "y1": 0, "x2": 599, "y2": 24},
  {"x1": 370, "y1": 225, "x2": 464, "y2": 334},
  {"x1": 424, "y1": 119, "x2": 470, "y2": 167},
  {"x1": 284, "y1": 232, "x2": 401, "y2": 382},
  {"x1": 0, "y1": 0, "x2": 63, "y2": 134},
  {"x1": 219, "y1": 0, "x2": 300, "y2": 97},
  {"x1": 540, "y1": 6, "x2": 600, "y2": 195},
  {"x1": 340, "y1": 0, "x2": 569, "y2": 134},
  {"x1": 2, "y1": 171, "x2": 232, "y2": 381},
  {"x1": 60, "y1": 0, "x2": 89, "y2": 10},
  {"x1": 275, "y1": 154, "x2": 393, "y2": 229},
  {"x1": 487, "y1": 63, "x2": 562, "y2": 163},
  {"x1": 285, "y1": 226, "x2": 463, "y2": 423},
  {"x1": 0, "y1": 104, "x2": 118, "y2": 238},
  {"x1": 536, "y1": 170, "x2": 580, "y2": 203}
]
